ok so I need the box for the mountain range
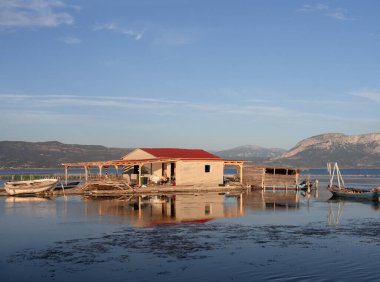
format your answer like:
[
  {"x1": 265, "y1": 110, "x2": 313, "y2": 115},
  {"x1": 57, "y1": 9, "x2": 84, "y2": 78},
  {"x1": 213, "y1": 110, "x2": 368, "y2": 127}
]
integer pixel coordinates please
[
  {"x1": 0, "y1": 141, "x2": 132, "y2": 169},
  {"x1": 214, "y1": 145, "x2": 286, "y2": 162},
  {"x1": 0, "y1": 133, "x2": 379, "y2": 169},
  {"x1": 269, "y1": 133, "x2": 380, "y2": 168}
]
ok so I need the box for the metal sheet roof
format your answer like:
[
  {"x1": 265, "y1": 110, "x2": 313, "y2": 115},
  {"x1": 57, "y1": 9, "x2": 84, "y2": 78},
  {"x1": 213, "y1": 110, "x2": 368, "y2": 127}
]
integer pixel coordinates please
[{"x1": 139, "y1": 148, "x2": 222, "y2": 160}]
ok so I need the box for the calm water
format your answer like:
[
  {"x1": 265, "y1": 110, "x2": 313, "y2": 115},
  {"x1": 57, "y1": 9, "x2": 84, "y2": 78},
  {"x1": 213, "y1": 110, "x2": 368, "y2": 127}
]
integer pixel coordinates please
[{"x1": 0, "y1": 188, "x2": 379, "y2": 282}]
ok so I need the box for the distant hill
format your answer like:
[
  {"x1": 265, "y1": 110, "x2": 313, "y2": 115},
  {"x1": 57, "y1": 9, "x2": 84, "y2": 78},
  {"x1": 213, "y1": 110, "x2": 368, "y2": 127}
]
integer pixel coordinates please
[
  {"x1": 215, "y1": 145, "x2": 286, "y2": 162},
  {"x1": 0, "y1": 141, "x2": 132, "y2": 169},
  {"x1": 269, "y1": 133, "x2": 380, "y2": 168}
]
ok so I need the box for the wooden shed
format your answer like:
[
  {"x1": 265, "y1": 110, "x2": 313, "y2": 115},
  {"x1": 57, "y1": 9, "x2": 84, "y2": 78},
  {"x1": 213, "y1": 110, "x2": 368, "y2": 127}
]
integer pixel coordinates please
[{"x1": 242, "y1": 165, "x2": 301, "y2": 189}]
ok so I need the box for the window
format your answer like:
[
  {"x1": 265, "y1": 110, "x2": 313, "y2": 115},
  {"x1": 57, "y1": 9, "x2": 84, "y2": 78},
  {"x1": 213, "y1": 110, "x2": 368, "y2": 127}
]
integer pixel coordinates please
[
  {"x1": 205, "y1": 204, "x2": 211, "y2": 215},
  {"x1": 133, "y1": 165, "x2": 139, "y2": 174},
  {"x1": 205, "y1": 165, "x2": 211, "y2": 173}
]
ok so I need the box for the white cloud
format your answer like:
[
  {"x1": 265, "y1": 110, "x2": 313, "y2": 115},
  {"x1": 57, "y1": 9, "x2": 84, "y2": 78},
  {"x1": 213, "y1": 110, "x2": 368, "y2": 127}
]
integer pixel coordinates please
[
  {"x1": 352, "y1": 90, "x2": 380, "y2": 104},
  {"x1": 327, "y1": 9, "x2": 350, "y2": 21},
  {"x1": 94, "y1": 23, "x2": 144, "y2": 41},
  {"x1": 60, "y1": 36, "x2": 81, "y2": 44},
  {"x1": 0, "y1": 94, "x2": 187, "y2": 113},
  {"x1": 298, "y1": 4, "x2": 329, "y2": 12},
  {"x1": 1, "y1": 93, "x2": 377, "y2": 126},
  {"x1": 40, "y1": 95, "x2": 185, "y2": 107},
  {"x1": 298, "y1": 3, "x2": 351, "y2": 21},
  {"x1": 1, "y1": 109, "x2": 85, "y2": 124},
  {"x1": 0, "y1": 93, "x2": 29, "y2": 99},
  {"x1": 0, "y1": 0, "x2": 76, "y2": 29}
]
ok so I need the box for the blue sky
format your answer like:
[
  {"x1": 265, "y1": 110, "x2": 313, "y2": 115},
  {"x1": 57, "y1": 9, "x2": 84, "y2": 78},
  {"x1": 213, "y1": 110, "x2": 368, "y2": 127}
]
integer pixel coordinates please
[{"x1": 0, "y1": 0, "x2": 379, "y2": 150}]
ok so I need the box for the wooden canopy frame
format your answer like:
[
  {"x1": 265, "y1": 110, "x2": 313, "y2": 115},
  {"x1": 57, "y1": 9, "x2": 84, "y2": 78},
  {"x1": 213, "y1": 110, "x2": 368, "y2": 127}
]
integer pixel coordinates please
[{"x1": 62, "y1": 159, "x2": 245, "y2": 186}]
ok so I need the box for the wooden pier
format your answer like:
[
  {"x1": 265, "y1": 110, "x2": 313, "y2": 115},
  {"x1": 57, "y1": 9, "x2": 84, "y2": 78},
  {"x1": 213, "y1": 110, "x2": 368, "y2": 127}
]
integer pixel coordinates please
[{"x1": 0, "y1": 182, "x2": 246, "y2": 197}]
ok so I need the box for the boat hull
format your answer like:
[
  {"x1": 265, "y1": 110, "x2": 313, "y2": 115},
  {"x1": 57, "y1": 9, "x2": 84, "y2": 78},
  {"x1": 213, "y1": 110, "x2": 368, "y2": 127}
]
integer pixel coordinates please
[
  {"x1": 53, "y1": 181, "x2": 80, "y2": 190},
  {"x1": 4, "y1": 179, "x2": 59, "y2": 196},
  {"x1": 328, "y1": 186, "x2": 380, "y2": 201}
]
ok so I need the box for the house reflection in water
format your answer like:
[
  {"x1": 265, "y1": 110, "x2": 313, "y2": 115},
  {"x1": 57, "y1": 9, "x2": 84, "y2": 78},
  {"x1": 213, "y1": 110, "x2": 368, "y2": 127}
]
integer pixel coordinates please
[
  {"x1": 84, "y1": 191, "x2": 300, "y2": 227},
  {"x1": 242, "y1": 191, "x2": 299, "y2": 211},
  {"x1": 84, "y1": 192, "x2": 244, "y2": 227}
]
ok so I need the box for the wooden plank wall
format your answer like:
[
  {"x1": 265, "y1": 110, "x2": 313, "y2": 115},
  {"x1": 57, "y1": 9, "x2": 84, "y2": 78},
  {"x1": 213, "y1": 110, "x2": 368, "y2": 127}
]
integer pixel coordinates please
[{"x1": 242, "y1": 166, "x2": 299, "y2": 187}]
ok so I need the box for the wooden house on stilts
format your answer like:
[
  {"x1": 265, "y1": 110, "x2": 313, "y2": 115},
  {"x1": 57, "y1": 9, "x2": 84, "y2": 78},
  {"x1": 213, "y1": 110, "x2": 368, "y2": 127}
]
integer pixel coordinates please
[{"x1": 62, "y1": 148, "x2": 245, "y2": 188}]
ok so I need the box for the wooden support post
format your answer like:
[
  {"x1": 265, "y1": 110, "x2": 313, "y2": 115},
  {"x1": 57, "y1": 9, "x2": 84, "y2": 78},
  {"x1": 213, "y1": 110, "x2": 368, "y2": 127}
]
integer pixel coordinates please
[
  {"x1": 99, "y1": 165, "x2": 103, "y2": 178},
  {"x1": 85, "y1": 166, "x2": 88, "y2": 181},
  {"x1": 65, "y1": 166, "x2": 68, "y2": 185},
  {"x1": 115, "y1": 165, "x2": 118, "y2": 178},
  {"x1": 166, "y1": 198, "x2": 171, "y2": 216},
  {"x1": 138, "y1": 196, "x2": 142, "y2": 219},
  {"x1": 138, "y1": 164, "x2": 142, "y2": 187},
  {"x1": 239, "y1": 164, "x2": 243, "y2": 184},
  {"x1": 239, "y1": 193, "x2": 243, "y2": 215}
]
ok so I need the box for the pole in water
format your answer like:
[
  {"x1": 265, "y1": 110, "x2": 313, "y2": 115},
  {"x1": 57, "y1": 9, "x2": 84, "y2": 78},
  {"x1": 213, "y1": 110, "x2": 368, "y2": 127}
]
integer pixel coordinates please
[{"x1": 61, "y1": 183, "x2": 66, "y2": 200}]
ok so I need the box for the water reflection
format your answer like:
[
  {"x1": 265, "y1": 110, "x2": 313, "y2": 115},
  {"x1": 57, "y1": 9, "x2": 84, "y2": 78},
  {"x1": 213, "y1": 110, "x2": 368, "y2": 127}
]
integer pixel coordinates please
[
  {"x1": 327, "y1": 202, "x2": 344, "y2": 226},
  {"x1": 326, "y1": 196, "x2": 380, "y2": 227},
  {"x1": 2, "y1": 189, "x2": 380, "y2": 282},
  {"x1": 83, "y1": 191, "x2": 304, "y2": 227},
  {"x1": 84, "y1": 193, "x2": 242, "y2": 227},
  {"x1": 3, "y1": 195, "x2": 58, "y2": 219},
  {"x1": 242, "y1": 191, "x2": 299, "y2": 211},
  {"x1": 5, "y1": 196, "x2": 54, "y2": 203}
]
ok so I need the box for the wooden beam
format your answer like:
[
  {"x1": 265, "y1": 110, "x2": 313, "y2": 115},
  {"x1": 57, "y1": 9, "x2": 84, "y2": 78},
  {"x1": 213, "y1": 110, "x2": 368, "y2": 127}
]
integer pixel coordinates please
[
  {"x1": 85, "y1": 166, "x2": 88, "y2": 181},
  {"x1": 239, "y1": 164, "x2": 243, "y2": 184},
  {"x1": 65, "y1": 166, "x2": 68, "y2": 185}
]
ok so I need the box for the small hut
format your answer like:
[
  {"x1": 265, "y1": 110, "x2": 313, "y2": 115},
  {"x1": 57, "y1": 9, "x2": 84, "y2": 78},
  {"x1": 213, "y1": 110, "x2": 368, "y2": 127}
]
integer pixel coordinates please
[{"x1": 242, "y1": 165, "x2": 301, "y2": 189}]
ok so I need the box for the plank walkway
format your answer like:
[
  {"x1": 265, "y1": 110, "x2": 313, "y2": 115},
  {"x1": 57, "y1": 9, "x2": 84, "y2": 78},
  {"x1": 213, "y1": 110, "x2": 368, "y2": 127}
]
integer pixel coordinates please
[{"x1": 0, "y1": 184, "x2": 246, "y2": 197}]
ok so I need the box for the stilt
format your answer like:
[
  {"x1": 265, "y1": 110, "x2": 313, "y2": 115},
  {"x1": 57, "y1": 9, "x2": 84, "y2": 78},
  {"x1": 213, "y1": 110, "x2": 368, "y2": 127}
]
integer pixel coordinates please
[
  {"x1": 85, "y1": 166, "x2": 89, "y2": 181},
  {"x1": 239, "y1": 193, "x2": 243, "y2": 215},
  {"x1": 65, "y1": 166, "x2": 68, "y2": 185},
  {"x1": 138, "y1": 196, "x2": 142, "y2": 219},
  {"x1": 114, "y1": 165, "x2": 119, "y2": 178},
  {"x1": 239, "y1": 165, "x2": 243, "y2": 184},
  {"x1": 98, "y1": 165, "x2": 103, "y2": 178},
  {"x1": 138, "y1": 164, "x2": 142, "y2": 187}
]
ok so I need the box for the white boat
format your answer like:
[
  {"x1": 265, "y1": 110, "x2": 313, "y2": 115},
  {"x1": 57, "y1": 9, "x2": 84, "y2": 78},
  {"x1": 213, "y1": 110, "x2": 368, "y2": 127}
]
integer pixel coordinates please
[{"x1": 4, "y1": 179, "x2": 59, "y2": 196}]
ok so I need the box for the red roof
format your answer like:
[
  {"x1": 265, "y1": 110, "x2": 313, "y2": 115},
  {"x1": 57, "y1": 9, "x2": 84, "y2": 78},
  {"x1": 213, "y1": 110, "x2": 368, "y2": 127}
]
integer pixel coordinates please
[{"x1": 140, "y1": 148, "x2": 221, "y2": 160}]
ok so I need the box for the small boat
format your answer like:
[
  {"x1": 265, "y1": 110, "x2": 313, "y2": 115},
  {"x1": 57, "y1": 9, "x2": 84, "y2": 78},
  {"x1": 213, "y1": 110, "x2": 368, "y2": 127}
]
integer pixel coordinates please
[
  {"x1": 328, "y1": 185, "x2": 380, "y2": 201},
  {"x1": 4, "y1": 179, "x2": 59, "y2": 196},
  {"x1": 327, "y1": 162, "x2": 380, "y2": 201},
  {"x1": 53, "y1": 181, "x2": 80, "y2": 190}
]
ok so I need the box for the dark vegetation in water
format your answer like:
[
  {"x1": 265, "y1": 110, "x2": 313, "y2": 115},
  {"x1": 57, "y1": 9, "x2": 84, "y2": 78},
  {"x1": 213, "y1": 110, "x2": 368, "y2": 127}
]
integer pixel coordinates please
[{"x1": 8, "y1": 219, "x2": 380, "y2": 275}]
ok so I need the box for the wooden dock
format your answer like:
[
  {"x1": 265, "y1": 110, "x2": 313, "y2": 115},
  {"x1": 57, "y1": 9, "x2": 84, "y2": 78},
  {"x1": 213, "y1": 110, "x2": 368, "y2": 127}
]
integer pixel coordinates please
[{"x1": 0, "y1": 181, "x2": 246, "y2": 197}]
